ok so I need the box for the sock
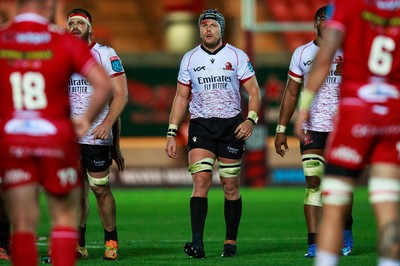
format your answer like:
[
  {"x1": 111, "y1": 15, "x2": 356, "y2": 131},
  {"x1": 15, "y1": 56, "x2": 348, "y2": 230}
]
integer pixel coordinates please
[
  {"x1": 315, "y1": 250, "x2": 339, "y2": 266},
  {"x1": 308, "y1": 233, "x2": 317, "y2": 245},
  {"x1": 378, "y1": 257, "x2": 400, "y2": 266},
  {"x1": 224, "y1": 197, "x2": 242, "y2": 241},
  {"x1": 0, "y1": 221, "x2": 10, "y2": 252},
  {"x1": 104, "y1": 228, "x2": 118, "y2": 243},
  {"x1": 78, "y1": 225, "x2": 86, "y2": 247},
  {"x1": 50, "y1": 226, "x2": 78, "y2": 266},
  {"x1": 190, "y1": 197, "x2": 208, "y2": 246},
  {"x1": 344, "y1": 215, "x2": 353, "y2": 231},
  {"x1": 11, "y1": 232, "x2": 37, "y2": 266}
]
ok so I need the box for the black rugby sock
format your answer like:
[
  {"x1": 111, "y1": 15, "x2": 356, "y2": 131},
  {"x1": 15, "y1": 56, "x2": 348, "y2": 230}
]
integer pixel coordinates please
[
  {"x1": 224, "y1": 197, "x2": 242, "y2": 241},
  {"x1": 190, "y1": 197, "x2": 208, "y2": 245}
]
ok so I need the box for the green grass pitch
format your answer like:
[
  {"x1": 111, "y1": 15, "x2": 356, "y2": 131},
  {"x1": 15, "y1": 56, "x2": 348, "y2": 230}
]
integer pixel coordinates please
[{"x1": 7, "y1": 186, "x2": 378, "y2": 265}]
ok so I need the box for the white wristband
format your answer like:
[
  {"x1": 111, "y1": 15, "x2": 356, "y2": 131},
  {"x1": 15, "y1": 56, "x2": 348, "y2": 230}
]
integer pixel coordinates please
[{"x1": 276, "y1": 125, "x2": 286, "y2": 133}]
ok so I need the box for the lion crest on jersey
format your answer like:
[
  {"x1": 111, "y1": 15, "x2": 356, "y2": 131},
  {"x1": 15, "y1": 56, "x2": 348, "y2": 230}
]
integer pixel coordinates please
[{"x1": 223, "y1": 62, "x2": 234, "y2": 71}]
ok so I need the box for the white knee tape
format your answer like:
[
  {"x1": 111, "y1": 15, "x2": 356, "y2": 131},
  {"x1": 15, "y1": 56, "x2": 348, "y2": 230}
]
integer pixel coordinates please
[
  {"x1": 322, "y1": 178, "x2": 354, "y2": 206},
  {"x1": 304, "y1": 187, "x2": 322, "y2": 206},
  {"x1": 369, "y1": 177, "x2": 400, "y2": 203},
  {"x1": 88, "y1": 173, "x2": 109, "y2": 186}
]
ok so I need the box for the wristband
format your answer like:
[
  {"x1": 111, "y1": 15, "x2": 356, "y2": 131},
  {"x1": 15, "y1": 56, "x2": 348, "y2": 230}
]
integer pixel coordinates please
[
  {"x1": 276, "y1": 125, "x2": 286, "y2": 133},
  {"x1": 299, "y1": 89, "x2": 315, "y2": 111},
  {"x1": 167, "y1": 124, "x2": 178, "y2": 137},
  {"x1": 247, "y1": 111, "x2": 258, "y2": 125}
]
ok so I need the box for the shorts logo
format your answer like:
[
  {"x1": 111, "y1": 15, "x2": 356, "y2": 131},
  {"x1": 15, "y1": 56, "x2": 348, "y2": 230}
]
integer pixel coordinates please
[
  {"x1": 110, "y1": 56, "x2": 123, "y2": 72},
  {"x1": 330, "y1": 145, "x2": 361, "y2": 164},
  {"x1": 4, "y1": 169, "x2": 31, "y2": 184},
  {"x1": 227, "y1": 146, "x2": 239, "y2": 154},
  {"x1": 192, "y1": 136, "x2": 197, "y2": 143}
]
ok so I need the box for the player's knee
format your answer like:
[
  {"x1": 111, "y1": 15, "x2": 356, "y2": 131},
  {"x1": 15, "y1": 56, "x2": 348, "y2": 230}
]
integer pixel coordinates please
[
  {"x1": 88, "y1": 172, "x2": 109, "y2": 187},
  {"x1": 322, "y1": 178, "x2": 354, "y2": 205},
  {"x1": 369, "y1": 177, "x2": 400, "y2": 204},
  {"x1": 304, "y1": 186, "x2": 322, "y2": 206},
  {"x1": 188, "y1": 158, "x2": 215, "y2": 175},
  {"x1": 219, "y1": 161, "x2": 241, "y2": 178}
]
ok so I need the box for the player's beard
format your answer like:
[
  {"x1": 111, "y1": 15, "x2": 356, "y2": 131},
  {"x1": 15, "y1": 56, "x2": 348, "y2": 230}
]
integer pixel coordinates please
[
  {"x1": 202, "y1": 37, "x2": 222, "y2": 50},
  {"x1": 81, "y1": 30, "x2": 91, "y2": 43}
]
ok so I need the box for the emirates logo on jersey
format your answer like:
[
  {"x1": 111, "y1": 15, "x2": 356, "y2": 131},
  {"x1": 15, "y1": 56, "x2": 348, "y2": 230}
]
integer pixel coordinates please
[{"x1": 223, "y1": 62, "x2": 234, "y2": 71}]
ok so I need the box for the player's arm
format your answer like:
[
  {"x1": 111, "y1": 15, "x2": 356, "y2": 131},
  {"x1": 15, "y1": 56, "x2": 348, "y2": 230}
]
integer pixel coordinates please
[
  {"x1": 274, "y1": 76, "x2": 302, "y2": 157},
  {"x1": 295, "y1": 28, "x2": 344, "y2": 139},
  {"x1": 111, "y1": 117, "x2": 125, "y2": 171},
  {"x1": 235, "y1": 75, "x2": 261, "y2": 140},
  {"x1": 165, "y1": 82, "x2": 191, "y2": 159},
  {"x1": 74, "y1": 63, "x2": 112, "y2": 139},
  {"x1": 93, "y1": 74, "x2": 129, "y2": 140}
]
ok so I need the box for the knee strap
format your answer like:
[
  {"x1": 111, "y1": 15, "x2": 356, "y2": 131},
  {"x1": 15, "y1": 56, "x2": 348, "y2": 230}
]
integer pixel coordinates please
[
  {"x1": 322, "y1": 178, "x2": 354, "y2": 206},
  {"x1": 188, "y1": 158, "x2": 215, "y2": 175},
  {"x1": 88, "y1": 172, "x2": 109, "y2": 186},
  {"x1": 219, "y1": 161, "x2": 241, "y2": 178},
  {"x1": 369, "y1": 177, "x2": 400, "y2": 203},
  {"x1": 302, "y1": 154, "x2": 325, "y2": 206},
  {"x1": 301, "y1": 154, "x2": 325, "y2": 177},
  {"x1": 304, "y1": 187, "x2": 322, "y2": 206}
]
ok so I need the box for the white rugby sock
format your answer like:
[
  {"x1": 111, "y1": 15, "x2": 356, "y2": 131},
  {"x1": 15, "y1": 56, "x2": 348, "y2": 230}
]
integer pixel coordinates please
[
  {"x1": 378, "y1": 257, "x2": 400, "y2": 266},
  {"x1": 314, "y1": 250, "x2": 339, "y2": 266}
]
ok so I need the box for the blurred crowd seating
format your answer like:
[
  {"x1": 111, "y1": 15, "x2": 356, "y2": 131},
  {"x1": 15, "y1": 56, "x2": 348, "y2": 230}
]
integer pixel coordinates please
[{"x1": 1, "y1": 0, "x2": 329, "y2": 54}]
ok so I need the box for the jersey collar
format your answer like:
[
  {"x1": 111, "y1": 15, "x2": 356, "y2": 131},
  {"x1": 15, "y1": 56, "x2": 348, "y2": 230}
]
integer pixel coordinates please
[{"x1": 200, "y1": 43, "x2": 226, "y2": 55}]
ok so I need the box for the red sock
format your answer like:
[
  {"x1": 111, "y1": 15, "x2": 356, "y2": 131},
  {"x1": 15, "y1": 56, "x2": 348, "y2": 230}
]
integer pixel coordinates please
[
  {"x1": 50, "y1": 226, "x2": 78, "y2": 266},
  {"x1": 11, "y1": 232, "x2": 37, "y2": 266}
]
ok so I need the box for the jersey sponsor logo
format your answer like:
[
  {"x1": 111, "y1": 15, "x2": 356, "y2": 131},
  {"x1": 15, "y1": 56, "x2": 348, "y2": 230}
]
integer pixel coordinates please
[
  {"x1": 358, "y1": 82, "x2": 399, "y2": 102},
  {"x1": 0, "y1": 49, "x2": 52, "y2": 60},
  {"x1": 16, "y1": 32, "x2": 51, "y2": 44},
  {"x1": 110, "y1": 56, "x2": 123, "y2": 72},
  {"x1": 330, "y1": 145, "x2": 362, "y2": 164},
  {"x1": 303, "y1": 60, "x2": 313, "y2": 66},
  {"x1": 69, "y1": 78, "x2": 91, "y2": 93},
  {"x1": 193, "y1": 66, "x2": 206, "y2": 72},
  {"x1": 197, "y1": 75, "x2": 232, "y2": 84},
  {"x1": 352, "y1": 124, "x2": 400, "y2": 138},
  {"x1": 5, "y1": 118, "x2": 57, "y2": 136},
  {"x1": 198, "y1": 75, "x2": 231, "y2": 90},
  {"x1": 4, "y1": 168, "x2": 31, "y2": 185}
]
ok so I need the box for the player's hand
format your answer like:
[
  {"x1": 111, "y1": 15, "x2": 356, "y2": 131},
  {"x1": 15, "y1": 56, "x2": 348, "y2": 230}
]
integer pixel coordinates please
[
  {"x1": 295, "y1": 110, "x2": 310, "y2": 141},
  {"x1": 234, "y1": 119, "x2": 254, "y2": 140},
  {"x1": 274, "y1": 133, "x2": 289, "y2": 157},
  {"x1": 72, "y1": 116, "x2": 90, "y2": 140},
  {"x1": 165, "y1": 137, "x2": 178, "y2": 159},
  {"x1": 91, "y1": 123, "x2": 112, "y2": 140},
  {"x1": 111, "y1": 145, "x2": 125, "y2": 171}
]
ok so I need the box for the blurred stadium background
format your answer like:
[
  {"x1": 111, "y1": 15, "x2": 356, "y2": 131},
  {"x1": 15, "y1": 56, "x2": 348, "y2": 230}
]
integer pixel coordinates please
[{"x1": 0, "y1": 0, "x2": 335, "y2": 187}]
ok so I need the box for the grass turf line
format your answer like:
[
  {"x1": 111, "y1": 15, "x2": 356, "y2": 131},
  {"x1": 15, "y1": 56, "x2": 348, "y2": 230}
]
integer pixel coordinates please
[{"x1": 6, "y1": 186, "x2": 377, "y2": 265}]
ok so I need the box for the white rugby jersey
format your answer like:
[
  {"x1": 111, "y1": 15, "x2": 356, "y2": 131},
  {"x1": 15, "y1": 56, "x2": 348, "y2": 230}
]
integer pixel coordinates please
[
  {"x1": 69, "y1": 42, "x2": 125, "y2": 145},
  {"x1": 289, "y1": 41, "x2": 342, "y2": 132},
  {"x1": 178, "y1": 43, "x2": 255, "y2": 119}
]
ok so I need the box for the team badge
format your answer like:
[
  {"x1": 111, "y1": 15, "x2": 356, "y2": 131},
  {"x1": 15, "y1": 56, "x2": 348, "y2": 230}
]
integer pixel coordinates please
[
  {"x1": 223, "y1": 62, "x2": 234, "y2": 71},
  {"x1": 110, "y1": 56, "x2": 123, "y2": 72}
]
